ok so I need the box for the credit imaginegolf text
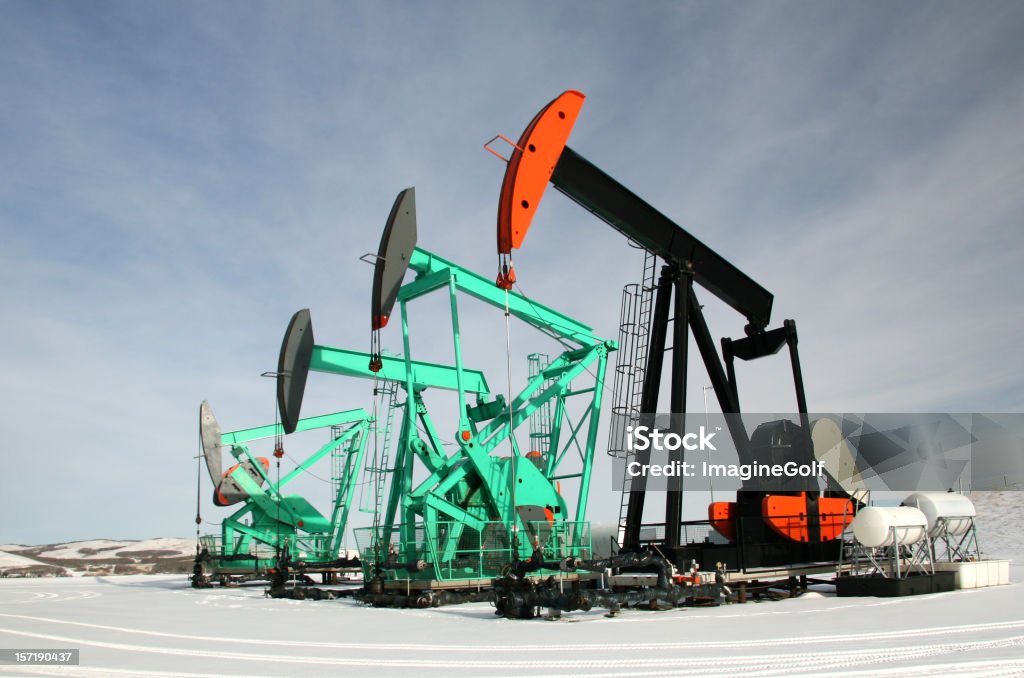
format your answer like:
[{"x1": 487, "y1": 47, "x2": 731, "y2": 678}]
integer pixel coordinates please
[
  {"x1": 626, "y1": 459, "x2": 826, "y2": 481},
  {"x1": 624, "y1": 425, "x2": 825, "y2": 481}
]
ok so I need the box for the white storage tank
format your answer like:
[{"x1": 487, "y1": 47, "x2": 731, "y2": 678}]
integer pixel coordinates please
[
  {"x1": 901, "y1": 492, "x2": 976, "y2": 538},
  {"x1": 851, "y1": 506, "x2": 928, "y2": 547}
]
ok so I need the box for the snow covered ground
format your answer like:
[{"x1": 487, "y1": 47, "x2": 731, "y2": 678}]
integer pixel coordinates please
[
  {"x1": 0, "y1": 493, "x2": 1021, "y2": 677},
  {"x1": 1, "y1": 570, "x2": 1023, "y2": 677}
]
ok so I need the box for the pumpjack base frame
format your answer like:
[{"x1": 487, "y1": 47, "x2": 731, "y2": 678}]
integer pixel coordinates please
[
  {"x1": 669, "y1": 541, "x2": 846, "y2": 573},
  {"x1": 210, "y1": 565, "x2": 361, "y2": 576},
  {"x1": 377, "y1": 572, "x2": 602, "y2": 592},
  {"x1": 719, "y1": 561, "x2": 856, "y2": 583}
]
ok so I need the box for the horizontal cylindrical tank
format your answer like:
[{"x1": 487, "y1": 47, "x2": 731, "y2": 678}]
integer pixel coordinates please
[
  {"x1": 902, "y1": 492, "x2": 976, "y2": 537},
  {"x1": 851, "y1": 506, "x2": 928, "y2": 547}
]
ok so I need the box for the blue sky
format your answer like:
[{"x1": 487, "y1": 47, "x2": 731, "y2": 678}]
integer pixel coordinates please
[{"x1": 1, "y1": 1, "x2": 1022, "y2": 544}]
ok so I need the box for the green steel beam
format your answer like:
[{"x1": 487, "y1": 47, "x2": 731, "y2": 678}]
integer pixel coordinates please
[
  {"x1": 575, "y1": 346, "x2": 606, "y2": 524},
  {"x1": 223, "y1": 517, "x2": 286, "y2": 551},
  {"x1": 476, "y1": 347, "x2": 606, "y2": 445},
  {"x1": 277, "y1": 419, "x2": 366, "y2": 488},
  {"x1": 398, "y1": 299, "x2": 419, "y2": 551},
  {"x1": 551, "y1": 407, "x2": 591, "y2": 471},
  {"x1": 447, "y1": 275, "x2": 470, "y2": 429},
  {"x1": 403, "y1": 248, "x2": 605, "y2": 348},
  {"x1": 223, "y1": 505, "x2": 254, "y2": 547},
  {"x1": 546, "y1": 395, "x2": 566, "y2": 477},
  {"x1": 230, "y1": 468, "x2": 304, "y2": 527},
  {"x1": 423, "y1": 494, "x2": 487, "y2": 531},
  {"x1": 409, "y1": 457, "x2": 469, "y2": 501},
  {"x1": 406, "y1": 407, "x2": 456, "y2": 480},
  {"x1": 310, "y1": 345, "x2": 490, "y2": 395},
  {"x1": 396, "y1": 268, "x2": 451, "y2": 301},
  {"x1": 221, "y1": 408, "x2": 368, "y2": 445},
  {"x1": 440, "y1": 520, "x2": 467, "y2": 563}
]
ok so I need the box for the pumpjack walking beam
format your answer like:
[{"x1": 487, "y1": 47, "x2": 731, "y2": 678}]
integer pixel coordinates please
[{"x1": 491, "y1": 90, "x2": 817, "y2": 554}]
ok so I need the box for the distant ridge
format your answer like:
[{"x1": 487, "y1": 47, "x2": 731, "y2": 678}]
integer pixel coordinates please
[{"x1": 0, "y1": 538, "x2": 194, "y2": 578}]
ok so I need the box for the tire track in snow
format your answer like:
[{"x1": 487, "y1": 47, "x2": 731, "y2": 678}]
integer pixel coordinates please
[
  {"x1": 0, "y1": 625, "x2": 1022, "y2": 674},
  {"x1": 1, "y1": 612, "x2": 1023, "y2": 653},
  {"x1": 0, "y1": 590, "x2": 100, "y2": 604}
]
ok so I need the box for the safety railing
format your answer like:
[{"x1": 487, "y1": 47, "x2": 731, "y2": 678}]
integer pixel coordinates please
[
  {"x1": 199, "y1": 533, "x2": 343, "y2": 570},
  {"x1": 354, "y1": 520, "x2": 592, "y2": 582}
]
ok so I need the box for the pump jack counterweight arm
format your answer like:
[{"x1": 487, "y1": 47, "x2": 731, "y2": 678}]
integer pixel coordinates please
[{"x1": 551, "y1": 147, "x2": 773, "y2": 330}]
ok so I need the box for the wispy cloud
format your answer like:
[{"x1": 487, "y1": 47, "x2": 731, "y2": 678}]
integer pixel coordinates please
[{"x1": 1, "y1": 1, "x2": 1021, "y2": 541}]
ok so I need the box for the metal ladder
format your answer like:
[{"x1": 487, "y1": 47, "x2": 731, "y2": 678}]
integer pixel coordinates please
[
  {"x1": 359, "y1": 380, "x2": 398, "y2": 517},
  {"x1": 527, "y1": 353, "x2": 554, "y2": 456},
  {"x1": 610, "y1": 247, "x2": 656, "y2": 545},
  {"x1": 330, "y1": 423, "x2": 346, "y2": 507}
]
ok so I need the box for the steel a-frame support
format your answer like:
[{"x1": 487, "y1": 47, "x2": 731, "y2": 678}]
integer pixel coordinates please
[{"x1": 621, "y1": 274, "x2": 816, "y2": 550}]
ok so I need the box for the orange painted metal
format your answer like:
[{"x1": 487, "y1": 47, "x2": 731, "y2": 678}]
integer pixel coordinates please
[
  {"x1": 495, "y1": 263, "x2": 516, "y2": 290},
  {"x1": 497, "y1": 90, "x2": 585, "y2": 254},
  {"x1": 817, "y1": 496, "x2": 856, "y2": 541},
  {"x1": 708, "y1": 501, "x2": 737, "y2": 542},
  {"x1": 762, "y1": 494, "x2": 810, "y2": 542},
  {"x1": 762, "y1": 493, "x2": 854, "y2": 543}
]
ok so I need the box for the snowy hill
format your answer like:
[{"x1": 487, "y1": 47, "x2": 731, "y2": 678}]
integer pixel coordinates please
[{"x1": 0, "y1": 538, "x2": 194, "y2": 577}]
